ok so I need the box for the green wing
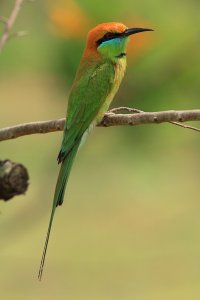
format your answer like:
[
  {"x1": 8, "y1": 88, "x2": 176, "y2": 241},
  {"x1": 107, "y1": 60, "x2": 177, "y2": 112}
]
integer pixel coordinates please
[{"x1": 58, "y1": 61, "x2": 115, "y2": 162}]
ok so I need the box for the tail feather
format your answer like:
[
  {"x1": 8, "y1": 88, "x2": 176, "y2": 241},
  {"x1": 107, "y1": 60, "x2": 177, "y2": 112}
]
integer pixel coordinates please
[{"x1": 38, "y1": 142, "x2": 80, "y2": 280}]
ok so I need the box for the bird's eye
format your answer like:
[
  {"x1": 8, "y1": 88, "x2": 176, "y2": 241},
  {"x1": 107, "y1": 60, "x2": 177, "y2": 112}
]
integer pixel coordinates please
[{"x1": 104, "y1": 32, "x2": 114, "y2": 40}]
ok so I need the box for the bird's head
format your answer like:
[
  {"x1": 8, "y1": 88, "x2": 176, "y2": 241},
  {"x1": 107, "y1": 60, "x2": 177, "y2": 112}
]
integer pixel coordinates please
[{"x1": 84, "y1": 22, "x2": 153, "y2": 62}]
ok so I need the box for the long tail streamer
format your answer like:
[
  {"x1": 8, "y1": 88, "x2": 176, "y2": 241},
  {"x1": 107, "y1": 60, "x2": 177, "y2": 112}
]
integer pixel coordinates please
[{"x1": 38, "y1": 142, "x2": 80, "y2": 280}]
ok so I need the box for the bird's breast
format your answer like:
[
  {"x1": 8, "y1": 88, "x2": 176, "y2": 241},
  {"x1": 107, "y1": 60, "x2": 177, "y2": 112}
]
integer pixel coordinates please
[
  {"x1": 95, "y1": 58, "x2": 127, "y2": 123},
  {"x1": 112, "y1": 58, "x2": 127, "y2": 95}
]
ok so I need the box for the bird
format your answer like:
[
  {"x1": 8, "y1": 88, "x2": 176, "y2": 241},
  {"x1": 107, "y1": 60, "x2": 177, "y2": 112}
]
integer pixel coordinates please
[{"x1": 38, "y1": 22, "x2": 153, "y2": 280}]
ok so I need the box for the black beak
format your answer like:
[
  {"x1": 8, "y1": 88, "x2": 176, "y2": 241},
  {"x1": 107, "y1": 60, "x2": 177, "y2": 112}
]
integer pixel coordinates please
[{"x1": 124, "y1": 28, "x2": 154, "y2": 37}]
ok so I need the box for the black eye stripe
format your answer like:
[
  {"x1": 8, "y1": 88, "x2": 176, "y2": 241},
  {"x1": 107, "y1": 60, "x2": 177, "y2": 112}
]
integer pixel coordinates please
[
  {"x1": 104, "y1": 32, "x2": 115, "y2": 39},
  {"x1": 96, "y1": 32, "x2": 123, "y2": 46}
]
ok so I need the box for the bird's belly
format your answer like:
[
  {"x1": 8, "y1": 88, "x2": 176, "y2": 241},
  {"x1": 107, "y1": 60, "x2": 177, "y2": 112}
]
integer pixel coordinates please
[{"x1": 80, "y1": 122, "x2": 96, "y2": 148}]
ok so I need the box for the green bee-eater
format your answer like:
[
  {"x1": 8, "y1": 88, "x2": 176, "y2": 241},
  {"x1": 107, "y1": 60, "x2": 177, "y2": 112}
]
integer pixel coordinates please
[{"x1": 38, "y1": 22, "x2": 153, "y2": 279}]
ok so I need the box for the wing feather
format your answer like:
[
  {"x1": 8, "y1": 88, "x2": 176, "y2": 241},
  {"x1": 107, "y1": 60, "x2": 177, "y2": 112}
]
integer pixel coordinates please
[{"x1": 58, "y1": 62, "x2": 115, "y2": 162}]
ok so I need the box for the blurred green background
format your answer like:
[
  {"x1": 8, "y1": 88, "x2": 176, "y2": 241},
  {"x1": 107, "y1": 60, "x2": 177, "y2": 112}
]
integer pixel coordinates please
[{"x1": 1, "y1": 0, "x2": 200, "y2": 299}]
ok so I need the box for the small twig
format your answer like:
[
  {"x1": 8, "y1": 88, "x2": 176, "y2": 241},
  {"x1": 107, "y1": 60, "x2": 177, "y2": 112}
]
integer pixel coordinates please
[
  {"x1": 0, "y1": 16, "x2": 8, "y2": 24},
  {"x1": 170, "y1": 121, "x2": 200, "y2": 133},
  {"x1": 1, "y1": 109, "x2": 200, "y2": 142},
  {"x1": 0, "y1": 0, "x2": 25, "y2": 52},
  {"x1": 109, "y1": 107, "x2": 142, "y2": 114},
  {"x1": 8, "y1": 30, "x2": 29, "y2": 40}
]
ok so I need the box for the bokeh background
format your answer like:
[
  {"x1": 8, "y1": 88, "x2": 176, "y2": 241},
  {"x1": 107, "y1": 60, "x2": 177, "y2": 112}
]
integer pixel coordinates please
[{"x1": 1, "y1": 0, "x2": 200, "y2": 299}]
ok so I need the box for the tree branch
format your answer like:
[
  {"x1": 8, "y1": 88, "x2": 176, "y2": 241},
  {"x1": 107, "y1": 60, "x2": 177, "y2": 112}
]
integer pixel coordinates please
[
  {"x1": 1, "y1": 108, "x2": 200, "y2": 142},
  {"x1": 0, "y1": 0, "x2": 24, "y2": 52},
  {"x1": 106, "y1": 107, "x2": 200, "y2": 133}
]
